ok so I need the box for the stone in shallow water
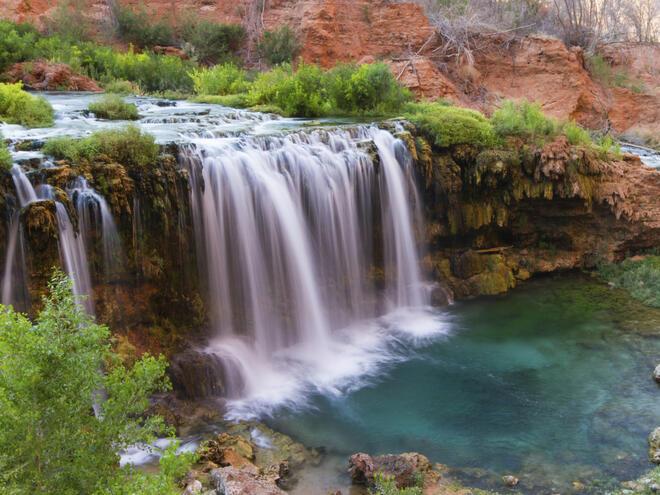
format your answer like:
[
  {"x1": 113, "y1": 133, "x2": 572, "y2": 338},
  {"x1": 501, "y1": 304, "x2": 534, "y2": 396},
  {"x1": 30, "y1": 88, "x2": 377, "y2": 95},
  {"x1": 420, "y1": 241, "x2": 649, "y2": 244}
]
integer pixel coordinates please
[
  {"x1": 210, "y1": 466, "x2": 285, "y2": 495},
  {"x1": 348, "y1": 452, "x2": 431, "y2": 488},
  {"x1": 653, "y1": 364, "x2": 660, "y2": 383},
  {"x1": 502, "y1": 475, "x2": 520, "y2": 487}
]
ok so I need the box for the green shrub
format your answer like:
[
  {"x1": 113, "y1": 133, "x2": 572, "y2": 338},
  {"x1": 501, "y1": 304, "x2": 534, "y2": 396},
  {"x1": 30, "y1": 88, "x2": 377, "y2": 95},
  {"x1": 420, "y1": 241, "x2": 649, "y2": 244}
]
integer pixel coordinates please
[
  {"x1": 491, "y1": 99, "x2": 557, "y2": 142},
  {"x1": 404, "y1": 101, "x2": 497, "y2": 149},
  {"x1": 256, "y1": 26, "x2": 301, "y2": 66},
  {"x1": 0, "y1": 132, "x2": 12, "y2": 170},
  {"x1": 0, "y1": 271, "x2": 193, "y2": 494},
  {"x1": 88, "y1": 94, "x2": 140, "y2": 120},
  {"x1": 190, "y1": 62, "x2": 250, "y2": 95},
  {"x1": 0, "y1": 82, "x2": 54, "y2": 128},
  {"x1": 43, "y1": 125, "x2": 159, "y2": 169},
  {"x1": 586, "y1": 53, "x2": 613, "y2": 83},
  {"x1": 596, "y1": 134, "x2": 622, "y2": 160},
  {"x1": 44, "y1": 0, "x2": 95, "y2": 42},
  {"x1": 112, "y1": 3, "x2": 174, "y2": 49},
  {"x1": 191, "y1": 93, "x2": 250, "y2": 107},
  {"x1": 180, "y1": 19, "x2": 245, "y2": 64},
  {"x1": 562, "y1": 120, "x2": 591, "y2": 146},
  {"x1": 261, "y1": 61, "x2": 328, "y2": 117},
  {"x1": 328, "y1": 62, "x2": 410, "y2": 114},
  {"x1": 598, "y1": 255, "x2": 660, "y2": 308},
  {"x1": 0, "y1": 20, "x2": 40, "y2": 72},
  {"x1": 103, "y1": 79, "x2": 138, "y2": 95},
  {"x1": 370, "y1": 472, "x2": 423, "y2": 495}
]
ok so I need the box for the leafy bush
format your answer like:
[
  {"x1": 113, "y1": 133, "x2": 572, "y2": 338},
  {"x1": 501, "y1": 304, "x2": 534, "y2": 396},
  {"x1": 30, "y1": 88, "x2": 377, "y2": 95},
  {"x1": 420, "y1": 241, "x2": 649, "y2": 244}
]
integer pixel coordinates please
[
  {"x1": 328, "y1": 62, "x2": 411, "y2": 114},
  {"x1": 491, "y1": 99, "x2": 557, "y2": 142},
  {"x1": 103, "y1": 79, "x2": 138, "y2": 95},
  {"x1": 112, "y1": 3, "x2": 174, "y2": 49},
  {"x1": 88, "y1": 94, "x2": 140, "y2": 120},
  {"x1": 0, "y1": 272, "x2": 192, "y2": 493},
  {"x1": 190, "y1": 62, "x2": 250, "y2": 95},
  {"x1": 596, "y1": 134, "x2": 622, "y2": 160},
  {"x1": 180, "y1": 19, "x2": 245, "y2": 64},
  {"x1": 0, "y1": 132, "x2": 12, "y2": 170},
  {"x1": 43, "y1": 125, "x2": 159, "y2": 169},
  {"x1": 598, "y1": 255, "x2": 660, "y2": 308},
  {"x1": 562, "y1": 120, "x2": 591, "y2": 146},
  {"x1": 0, "y1": 20, "x2": 40, "y2": 72},
  {"x1": 404, "y1": 101, "x2": 497, "y2": 149},
  {"x1": 44, "y1": 0, "x2": 95, "y2": 42},
  {"x1": 370, "y1": 473, "x2": 423, "y2": 495},
  {"x1": 0, "y1": 82, "x2": 54, "y2": 128},
  {"x1": 191, "y1": 93, "x2": 250, "y2": 107},
  {"x1": 256, "y1": 26, "x2": 301, "y2": 66}
]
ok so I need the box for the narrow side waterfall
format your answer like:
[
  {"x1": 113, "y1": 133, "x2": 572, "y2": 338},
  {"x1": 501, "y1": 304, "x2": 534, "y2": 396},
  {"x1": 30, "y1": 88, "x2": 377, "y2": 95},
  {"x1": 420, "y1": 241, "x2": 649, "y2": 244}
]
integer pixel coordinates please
[
  {"x1": 181, "y1": 126, "x2": 444, "y2": 416},
  {"x1": 1, "y1": 167, "x2": 96, "y2": 314}
]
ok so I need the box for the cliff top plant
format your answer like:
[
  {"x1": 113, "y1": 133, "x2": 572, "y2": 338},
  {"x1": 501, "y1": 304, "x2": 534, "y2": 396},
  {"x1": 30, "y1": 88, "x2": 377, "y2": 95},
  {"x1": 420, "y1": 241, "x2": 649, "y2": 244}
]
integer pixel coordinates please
[
  {"x1": 0, "y1": 271, "x2": 196, "y2": 493},
  {"x1": 0, "y1": 82, "x2": 54, "y2": 128},
  {"x1": 403, "y1": 101, "x2": 497, "y2": 149},
  {"x1": 0, "y1": 131, "x2": 11, "y2": 170},
  {"x1": 491, "y1": 99, "x2": 557, "y2": 143},
  {"x1": 43, "y1": 125, "x2": 159, "y2": 169},
  {"x1": 88, "y1": 94, "x2": 140, "y2": 120}
]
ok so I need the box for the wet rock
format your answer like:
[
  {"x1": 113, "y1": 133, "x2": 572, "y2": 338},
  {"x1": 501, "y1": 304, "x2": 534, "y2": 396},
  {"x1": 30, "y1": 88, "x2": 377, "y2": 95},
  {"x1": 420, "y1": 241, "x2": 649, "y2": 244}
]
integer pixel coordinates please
[
  {"x1": 348, "y1": 452, "x2": 430, "y2": 488},
  {"x1": 210, "y1": 466, "x2": 285, "y2": 495},
  {"x1": 502, "y1": 475, "x2": 519, "y2": 487},
  {"x1": 167, "y1": 349, "x2": 229, "y2": 400},
  {"x1": 451, "y1": 250, "x2": 486, "y2": 279},
  {"x1": 431, "y1": 281, "x2": 454, "y2": 306},
  {"x1": 183, "y1": 480, "x2": 203, "y2": 495},
  {"x1": 649, "y1": 428, "x2": 660, "y2": 463},
  {"x1": 199, "y1": 433, "x2": 255, "y2": 468},
  {"x1": 653, "y1": 364, "x2": 660, "y2": 383}
]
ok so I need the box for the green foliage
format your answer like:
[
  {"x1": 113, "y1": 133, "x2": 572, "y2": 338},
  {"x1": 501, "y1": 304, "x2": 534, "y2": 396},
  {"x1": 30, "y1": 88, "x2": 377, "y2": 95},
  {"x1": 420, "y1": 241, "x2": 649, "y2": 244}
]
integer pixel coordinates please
[
  {"x1": 596, "y1": 134, "x2": 622, "y2": 160},
  {"x1": 370, "y1": 472, "x2": 423, "y2": 495},
  {"x1": 112, "y1": 3, "x2": 174, "y2": 49},
  {"x1": 0, "y1": 132, "x2": 12, "y2": 170},
  {"x1": 180, "y1": 19, "x2": 245, "y2": 64},
  {"x1": 89, "y1": 94, "x2": 140, "y2": 120},
  {"x1": 103, "y1": 79, "x2": 139, "y2": 95},
  {"x1": 0, "y1": 272, "x2": 186, "y2": 494},
  {"x1": 0, "y1": 20, "x2": 40, "y2": 72},
  {"x1": 598, "y1": 255, "x2": 660, "y2": 308},
  {"x1": 0, "y1": 82, "x2": 54, "y2": 128},
  {"x1": 256, "y1": 26, "x2": 301, "y2": 66},
  {"x1": 562, "y1": 120, "x2": 591, "y2": 146},
  {"x1": 587, "y1": 53, "x2": 647, "y2": 93},
  {"x1": 327, "y1": 62, "x2": 411, "y2": 114},
  {"x1": 43, "y1": 125, "x2": 159, "y2": 169},
  {"x1": 491, "y1": 99, "x2": 557, "y2": 142},
  {"x1": 190, "y1": 62, "x2": 250, "y2": 96},
  {"x1": 44, "y1": 0, "x2": 95, "y2": 42},
  {"x1": 404, "y1": 101, "x2": 497, "y2": 149}
]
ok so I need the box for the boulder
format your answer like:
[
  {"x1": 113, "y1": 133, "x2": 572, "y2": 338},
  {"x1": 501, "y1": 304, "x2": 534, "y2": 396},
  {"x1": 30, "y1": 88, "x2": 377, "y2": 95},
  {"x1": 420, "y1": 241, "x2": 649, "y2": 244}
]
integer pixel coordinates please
[
  {"x1": 198, "y1": 433, "x2": 255, "y2": 468},
  {"x1": 502, "y1": 475, "x2": 520, "y2": 487},
  {"x1": 210, "y1": 466, "x2": 285, "y2": 495},
  {"x1": 183, "y1": 480, "x2": 203, "y2": 495},
  {"x1": 348, "y1": 452, "x2": 430, "y2": 488}
]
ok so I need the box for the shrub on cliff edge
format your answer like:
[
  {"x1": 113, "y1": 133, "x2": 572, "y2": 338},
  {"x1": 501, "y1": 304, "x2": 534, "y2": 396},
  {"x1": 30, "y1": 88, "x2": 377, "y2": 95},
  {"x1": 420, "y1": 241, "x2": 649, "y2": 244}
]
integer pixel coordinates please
[{"x1": 0, "y1": 132, "x2": 11, "y2": 170}]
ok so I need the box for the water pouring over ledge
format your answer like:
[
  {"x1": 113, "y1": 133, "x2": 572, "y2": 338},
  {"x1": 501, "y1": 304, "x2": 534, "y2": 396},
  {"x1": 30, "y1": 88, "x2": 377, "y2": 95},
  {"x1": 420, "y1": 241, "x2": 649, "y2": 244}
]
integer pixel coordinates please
[{"x1": 181, "y1": 126, "x2": 450, "y2": 418}]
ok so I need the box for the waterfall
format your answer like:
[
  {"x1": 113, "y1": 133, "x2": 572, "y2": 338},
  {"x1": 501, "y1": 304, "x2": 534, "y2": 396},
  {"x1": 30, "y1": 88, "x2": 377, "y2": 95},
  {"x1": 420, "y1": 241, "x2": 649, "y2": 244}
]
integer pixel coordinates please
[
  {"x1": 70, "y1": 177, "x2": 124, "y2": 282},
  {"x1": 1, "y1": 166, "x2": 96, "y2": 314},
  {"x1": 181, "y1": 126, "x2": 432, "y2": 407}
]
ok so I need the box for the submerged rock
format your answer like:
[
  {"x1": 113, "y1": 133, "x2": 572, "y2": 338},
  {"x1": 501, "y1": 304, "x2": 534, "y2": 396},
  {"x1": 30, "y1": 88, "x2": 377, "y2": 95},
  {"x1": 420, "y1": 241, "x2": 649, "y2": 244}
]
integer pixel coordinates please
[
  {"x1": 502, "y1": 474, "x2": 520, "y2": 487},
  {"x1": 348, "y1": 452, "x2": 430, "y2": 488},
  {"x1": 649, "y1": 428, "x2": 660, "y2": 463},
  {"x1": 653, "y1": 364, "x2": 660, "y2": 383}
]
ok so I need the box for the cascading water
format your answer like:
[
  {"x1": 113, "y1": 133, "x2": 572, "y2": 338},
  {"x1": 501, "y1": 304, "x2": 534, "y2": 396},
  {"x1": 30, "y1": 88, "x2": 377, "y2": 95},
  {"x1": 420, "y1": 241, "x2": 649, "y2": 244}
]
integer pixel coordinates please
[
  {"x1": 70, "y1": 177, "x2": 124, "y2": 282},
  {"x1": 181, "y1": 126, "x2": 445, "y2": 417},
  {"x1": 1, "y1": 166, "x2": 95, "y2": 314}
]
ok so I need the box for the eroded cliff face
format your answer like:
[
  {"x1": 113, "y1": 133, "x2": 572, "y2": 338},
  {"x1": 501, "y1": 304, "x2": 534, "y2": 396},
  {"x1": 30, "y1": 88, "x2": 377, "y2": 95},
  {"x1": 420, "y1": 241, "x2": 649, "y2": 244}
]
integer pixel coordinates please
[{"x1": 395, "y1": 124, "x2": 660, "y2": 303}]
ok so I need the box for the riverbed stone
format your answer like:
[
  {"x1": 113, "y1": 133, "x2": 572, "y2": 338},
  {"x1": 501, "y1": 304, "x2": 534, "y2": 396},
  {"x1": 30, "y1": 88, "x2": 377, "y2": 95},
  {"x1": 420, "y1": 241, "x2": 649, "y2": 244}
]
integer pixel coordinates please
[
  {"x1": 210, "y1": 466, "x2": 285, "y2": 495},
  {"x1": 502, "y1": 475, "x2": 519, "y2": 487},
  {"x1": 199, "y1": 433, "x2": 255, "y2": 468},
  {"x1": 348, "y1": 452, "x2": 431, "y2": 488},
  {"x1": 183, "y1": 480, "x2": 203, "y2": 495},
  {"x1": 653, "y1": 364, "x2": 660, "y2": 383}
]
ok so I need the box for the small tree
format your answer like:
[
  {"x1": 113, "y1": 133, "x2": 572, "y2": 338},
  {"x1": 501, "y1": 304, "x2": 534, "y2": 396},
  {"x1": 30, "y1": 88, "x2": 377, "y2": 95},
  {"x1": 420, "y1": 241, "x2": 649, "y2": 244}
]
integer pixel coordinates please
[
  {"x1": 0, "y1": 272, "x2": 184, "y2": 494},
  {"x1": 256, "y1": 25, "x2": 301, "y2": 66}
]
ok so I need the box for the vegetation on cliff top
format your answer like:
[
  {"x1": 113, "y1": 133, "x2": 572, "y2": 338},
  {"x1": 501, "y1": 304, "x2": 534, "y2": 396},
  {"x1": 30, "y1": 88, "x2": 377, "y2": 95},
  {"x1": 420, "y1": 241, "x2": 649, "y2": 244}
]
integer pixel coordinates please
[
  {"x1": 0, "y1": 82, "x2": 54, "y2": 128},
  {"x1": 191, "y1": 60, "x2": 412, "y2": 117},
  {"x1": 88, "y1": 94, "x2": 140, "y2": 120},
  {"x1": 43, "y1": 125, "x2": 159, "y2": 169},
  {"x1": 0, "y1": 272, "x2": 196, "y2": 494}
]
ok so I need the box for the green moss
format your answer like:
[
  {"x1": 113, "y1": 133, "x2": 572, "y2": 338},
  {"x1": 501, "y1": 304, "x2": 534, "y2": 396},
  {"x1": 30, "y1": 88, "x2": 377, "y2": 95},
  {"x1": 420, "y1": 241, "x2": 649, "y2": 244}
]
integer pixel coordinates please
[
  {"x1": 403, "y1": 101, "x2": 497, "y2": 149},
  {"x1": 0, "y1": 132, "x2": 12, "y2": 170},
  {"x1": 88, "y1": 94, "x2": 140, "y2": 120},
  {"x1": 43, "y1": 125, "x2": 158, "y2": 170},
  {"x1": 0, "y1": 82, "x2": 54, "y2": 128},
  {"x1": 598, "y1": 255, "x2": 660, "y2": 308},
  {"x1": 491, "y1": 99, "x2": 557, "y2": 143}
]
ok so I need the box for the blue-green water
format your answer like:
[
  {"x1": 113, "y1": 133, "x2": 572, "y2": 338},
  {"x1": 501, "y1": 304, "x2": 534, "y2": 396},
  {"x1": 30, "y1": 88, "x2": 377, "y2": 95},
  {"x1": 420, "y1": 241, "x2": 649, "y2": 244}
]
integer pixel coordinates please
[{"x1": 270, "y1": 276, "x2": 660, "y2": 492}]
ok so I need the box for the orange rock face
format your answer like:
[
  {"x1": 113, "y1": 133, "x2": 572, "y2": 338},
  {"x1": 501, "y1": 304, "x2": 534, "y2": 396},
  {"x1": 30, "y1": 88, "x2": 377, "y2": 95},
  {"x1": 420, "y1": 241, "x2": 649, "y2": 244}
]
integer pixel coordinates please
[{"x1": 6, "y1": 61, "x2": 103, "y2": 91}]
